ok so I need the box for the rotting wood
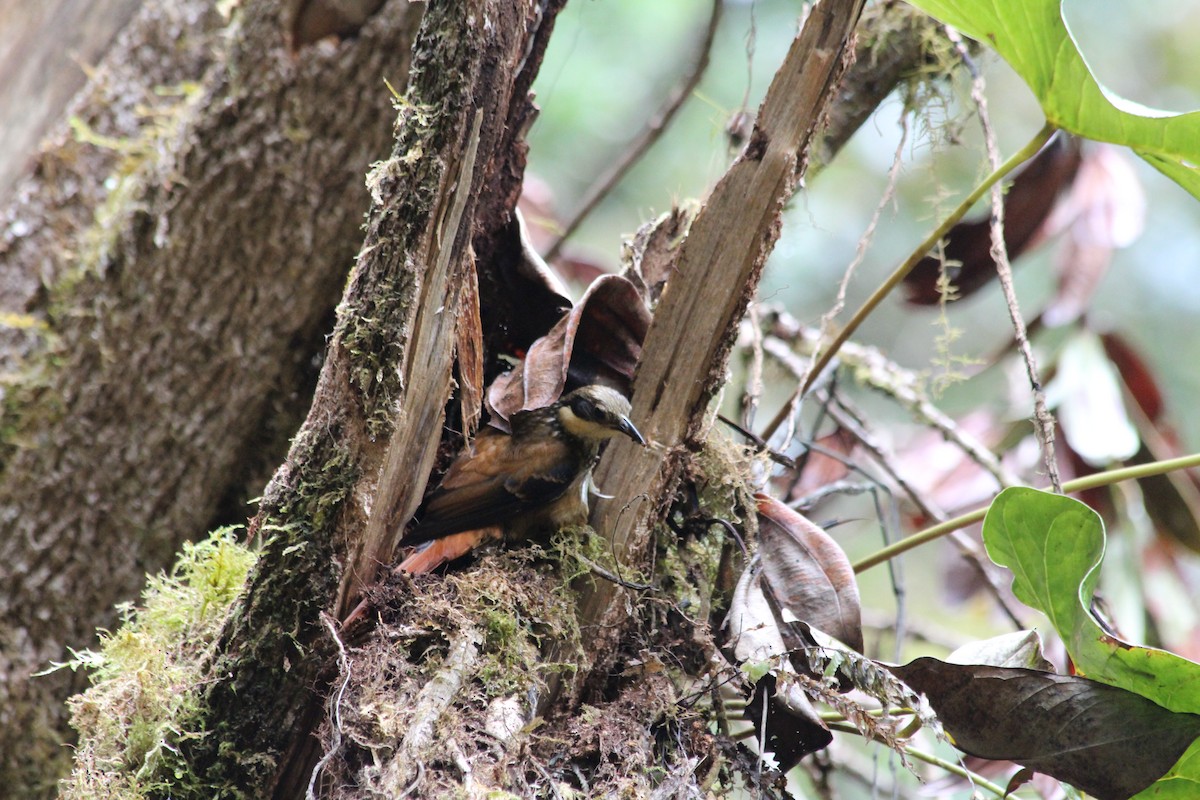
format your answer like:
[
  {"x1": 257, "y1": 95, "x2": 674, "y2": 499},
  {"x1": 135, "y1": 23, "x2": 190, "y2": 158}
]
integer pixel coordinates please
[{"x1": 562, "y1": 0, "x2": 869, "y2": 705}]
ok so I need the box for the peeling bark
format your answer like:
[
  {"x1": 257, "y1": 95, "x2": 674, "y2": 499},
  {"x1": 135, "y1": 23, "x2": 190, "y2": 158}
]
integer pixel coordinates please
[{"x1": 568, "y1": 0, "x2": 868, "y2": 705}]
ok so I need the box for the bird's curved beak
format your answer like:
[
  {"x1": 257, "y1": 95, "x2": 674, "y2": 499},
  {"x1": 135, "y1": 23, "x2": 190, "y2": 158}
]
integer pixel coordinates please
[{"x1": 617, "y1": 416, "x2": 647, "y2": 446}]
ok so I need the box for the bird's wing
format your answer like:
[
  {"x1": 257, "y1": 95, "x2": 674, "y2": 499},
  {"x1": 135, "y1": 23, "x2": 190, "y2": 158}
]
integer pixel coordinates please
[{"x1": 404, "y1": 431, "x2": 580, "y2": 543}]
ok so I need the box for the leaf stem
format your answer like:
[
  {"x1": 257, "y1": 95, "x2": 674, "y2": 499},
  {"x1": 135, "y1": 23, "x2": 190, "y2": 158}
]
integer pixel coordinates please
[
  {"x1": 853, "y1": 451, "x2": 1200, "y2": 573},
  {"x1": 824, "y1": 721, "x2": 1009, "y2": 798},
  {"x1": 762, "y1": 120, "x2": 1058, "y2": 441}
]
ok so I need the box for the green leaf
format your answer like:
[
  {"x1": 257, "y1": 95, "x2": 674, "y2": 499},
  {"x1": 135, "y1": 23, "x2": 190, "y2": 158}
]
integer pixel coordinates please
[
  {"x1": 983, "y1": 488, "x2": 1200, "y2": 714},
  {"x1": 904, "y1": 0, "x2": 1200, "y2": 200},
  {"x1": 1136, "y1": 738, "x2": 1200, "y2": 799}
]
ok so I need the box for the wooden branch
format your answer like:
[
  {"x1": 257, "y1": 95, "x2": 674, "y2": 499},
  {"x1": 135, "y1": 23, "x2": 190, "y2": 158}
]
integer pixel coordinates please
[{"x1": 564, "y1": 0, "x2": 868, "y2": 702}]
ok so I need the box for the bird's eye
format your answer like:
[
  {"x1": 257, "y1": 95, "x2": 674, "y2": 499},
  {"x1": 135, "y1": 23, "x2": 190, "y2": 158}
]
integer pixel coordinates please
[{"x1": 571, "y1": 397, "x2": 598, "y2": 421}]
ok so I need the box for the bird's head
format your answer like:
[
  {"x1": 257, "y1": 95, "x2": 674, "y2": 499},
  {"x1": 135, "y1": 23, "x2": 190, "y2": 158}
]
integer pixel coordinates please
[{"x1": 556, "y1": 385, "x2": 646, "y2": 446}]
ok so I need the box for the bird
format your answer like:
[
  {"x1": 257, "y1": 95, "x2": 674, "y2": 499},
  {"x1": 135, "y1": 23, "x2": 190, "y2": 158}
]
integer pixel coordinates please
[{"x1": 395, "y1": 384, "x2": 646, "y2": 574}]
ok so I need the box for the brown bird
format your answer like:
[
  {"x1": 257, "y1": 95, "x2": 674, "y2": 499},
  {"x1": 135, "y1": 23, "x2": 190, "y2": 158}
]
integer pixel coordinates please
[{"x1": 396, "y1": 384, "x2": 646, "y2": 574}]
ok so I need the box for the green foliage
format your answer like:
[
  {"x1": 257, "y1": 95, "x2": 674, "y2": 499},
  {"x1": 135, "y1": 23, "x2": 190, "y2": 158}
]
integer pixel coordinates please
[
  {"x1": 983, "y1": 488, "x2": 1200, "y2": 797},
  {"x1": 906, "y1": 0, "x2": 1200, "y2": 199},
  {"x1": 58, "y1": 528, "x2": 256, "y2": 799}
]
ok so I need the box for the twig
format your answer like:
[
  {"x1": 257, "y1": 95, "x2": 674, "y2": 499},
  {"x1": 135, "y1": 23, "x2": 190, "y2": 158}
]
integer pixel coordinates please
[
  {"x1": 741, "y1": 303, "x2": 765, "y2": 429},
  {"x1": 577, "y1": 553, "x2": 654, "y2": 591},
  {"x1": 823, "y1": 392, "x2": 943, "y2": 522},
  {"x1": 543, "y1": 0, "x2": 722, "y2": 262},
  {"x1": 827, "y1": 720, "x2": 1010, "y2": 799},
  {"x1": 852, "y1": 451, "x2": 1200, "y2": 572},
  {"x1": 824, "y1": 392, "x2": 1025, "y2": 628},
  {"x1": 307, "y1": 613, "x2": 351, "y2": 800},
  {"x1": 760, "y1": 121, "x2": 1058, "y2": 441},
  {"x1": 763, "y1": 320, "x2": 1020, "y2": 487},
  {"x1": 956, "y1": 32, "x2": 1062, "y2": 492}
]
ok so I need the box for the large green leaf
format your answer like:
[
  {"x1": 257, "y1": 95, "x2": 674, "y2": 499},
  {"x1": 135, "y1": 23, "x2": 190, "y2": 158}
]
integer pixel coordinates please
[
  {"x1": 906, "y1": 0, "x2": 1200, "y2": 200},
  {"x1": 983, "y1": 488, "x2": 1200, "y2": 798},
  {"x1": 983, "y1": 488, "x2": 1200, "y2": 713}
]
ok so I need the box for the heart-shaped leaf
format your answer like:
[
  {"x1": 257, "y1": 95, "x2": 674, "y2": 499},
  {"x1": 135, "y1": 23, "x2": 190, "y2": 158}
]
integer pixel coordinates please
[{"x1": 983, "y1": 487, "x2": 1200, "y2": 714}]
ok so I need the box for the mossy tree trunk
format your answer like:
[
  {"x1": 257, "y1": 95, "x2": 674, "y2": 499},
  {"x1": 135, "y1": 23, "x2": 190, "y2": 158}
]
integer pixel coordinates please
[
  {"x1": 0, "y1": 0, "x2": 422, "y2": 794},
  {"x1": 155, "y1": 1, "x2": 568, "y2": 797},
  {"x1": 162, "y1": 0, "x2": 869, "y2": 797},
  {"x1": 1, "y1": 0, "x2": 943, "y2": 795}
]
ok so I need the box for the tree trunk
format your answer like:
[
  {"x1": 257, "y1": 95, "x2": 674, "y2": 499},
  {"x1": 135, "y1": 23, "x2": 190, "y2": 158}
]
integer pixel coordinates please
[
  {"x1": 4, "y1": 0, "x2": 944, "y2": 795},
  {"x1": 0, "y1": 0, "x2": 422, "y2": 793},
  {"x1": 147, "y1": 1, "x2": 567, "y2": 797},
  {"x1": 0, "y1": 0, "x2": 143, "y2": 197}
]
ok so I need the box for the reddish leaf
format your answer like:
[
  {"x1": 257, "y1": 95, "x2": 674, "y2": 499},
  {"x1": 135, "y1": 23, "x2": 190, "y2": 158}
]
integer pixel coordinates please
[
  {"x1": 1043, "y1": 146, "x2": 1144, "y2": 326},
  {"x1": 890, "y1": 658, "x2": 1200, "y2": 800},
  {"x1": 1100, "y1": 334, "x2": 1200, "y2": 552},
  {"x1": 487, "y1": 274, "x2": 649, "y2": 425},
  {"x1": 755, "y1": 494, "x2": 863, "y2": 654},
  {"x1": 1046, "y1": 144, "x2": 1145, "y2": 250},
  {"x1": 905, "y1": 133, "x2": 1083, "y2": 304},
  {"x1": 1102, "y1": 332, "x2": 1163, "y2": 423},
  {"x1": 785, "y1": 427, "x2": 856, "y2": 503}
]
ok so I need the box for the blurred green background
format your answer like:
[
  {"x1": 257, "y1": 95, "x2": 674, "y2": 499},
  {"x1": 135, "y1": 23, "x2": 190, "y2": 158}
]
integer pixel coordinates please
[
  {"x1": 528, "y1": 0, "x2": 1200, "y2": 444},
  {"x1": 526, "y1": 3, "x2": 1200, "y2": 795}
]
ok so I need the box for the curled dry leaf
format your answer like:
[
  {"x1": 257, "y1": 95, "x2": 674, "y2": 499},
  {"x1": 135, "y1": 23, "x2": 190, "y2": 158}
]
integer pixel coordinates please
[
  {"x1": 946, "y1": 630, "x2": 1055, "y2": 672},
  {"x1": 890, "y1": 658, "x2": 1200, "y2": 800},
  {"x1": 487, "y1": 274, "x2": 650, "y2": 425},
  {"x1": 755, "y1": 493, "x2": 863, "y2": 654},
  {"x1": 725, "y1": 564, "x2": 833, "y2": 769},
  {"x1": 905, "y1": 133, "x2": 1083, "y2": 305},
  {"x1": 621, "y1": 205, "x2": 694, "y2": 304}
]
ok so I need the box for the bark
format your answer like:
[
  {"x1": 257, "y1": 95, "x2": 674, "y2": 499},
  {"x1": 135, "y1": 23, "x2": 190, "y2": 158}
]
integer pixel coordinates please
[
  {"x1": 568, "y1": 0, "x2": 868, "y2": 704},
  {"x1": 0, "y1": 0, "x2": 422, "y2": 793},
  {"x1": 0, "y1": 0, "x2": 143, "y2": 197},
  {"x1": 150, "y1": 2, "x2": 565, "y2": 797}
]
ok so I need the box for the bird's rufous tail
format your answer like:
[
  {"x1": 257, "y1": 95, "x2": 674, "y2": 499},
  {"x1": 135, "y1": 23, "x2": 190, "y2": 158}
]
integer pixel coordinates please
[{"x1": 395, "y1": 527, "x2": 502, "y2": 574}]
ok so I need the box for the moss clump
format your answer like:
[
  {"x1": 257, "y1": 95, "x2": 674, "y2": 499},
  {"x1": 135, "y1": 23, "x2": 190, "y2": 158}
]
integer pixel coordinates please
[{"x1": 58, "y1": 528, "x2": 257, "y2": 800}]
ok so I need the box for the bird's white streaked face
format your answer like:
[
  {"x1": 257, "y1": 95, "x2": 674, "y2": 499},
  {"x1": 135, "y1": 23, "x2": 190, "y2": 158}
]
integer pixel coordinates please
[{"x1": 556, "y1": 386, "x2": 643, "y2": 444}]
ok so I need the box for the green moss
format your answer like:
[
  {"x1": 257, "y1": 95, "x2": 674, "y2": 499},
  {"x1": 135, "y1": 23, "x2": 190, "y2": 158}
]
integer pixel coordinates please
[
  {"x1": 58, "y1": 528, "x2": 257, "y2": 799},
  {"x1": 150, "y1": 427, "x2": 356, "y2": 798},
  {"x1": 448, "y1": 554, "x2": 583, "y2": 696}
]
